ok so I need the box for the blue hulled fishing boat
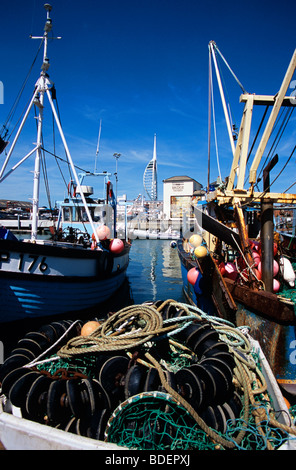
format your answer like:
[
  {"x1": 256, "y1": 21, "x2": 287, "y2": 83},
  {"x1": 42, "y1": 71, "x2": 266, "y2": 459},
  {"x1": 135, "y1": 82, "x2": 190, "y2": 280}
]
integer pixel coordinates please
[{"x1": 0, "y1": 5, "x2": 130, "y2": 322}]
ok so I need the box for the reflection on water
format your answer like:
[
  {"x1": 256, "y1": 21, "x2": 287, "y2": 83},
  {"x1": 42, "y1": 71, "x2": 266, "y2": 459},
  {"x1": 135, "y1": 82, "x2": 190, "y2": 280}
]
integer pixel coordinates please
[
  {"x1": 0, "y1": 239, "x2": 185, "y2": 359},
  {"x1": 127, "y1": 239, "x2": 185, "y2": 304}
]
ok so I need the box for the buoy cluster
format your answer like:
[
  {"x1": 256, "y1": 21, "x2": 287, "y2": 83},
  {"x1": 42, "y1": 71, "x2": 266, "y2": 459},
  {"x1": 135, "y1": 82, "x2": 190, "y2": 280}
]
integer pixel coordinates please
[
  {"x1": 216, "y1": 238, "x2": 296, "y2": 293},
  {"x1": 187, "y1": 234, "x2": 208, "y2": 259},
  {"x1": 0, "y1": 302, "x2": 244, "y2": 444},
  {"x1": 91, "y1": 224, "x2": 125, "y2": 254},
  {"x1": 185, "y1": 232, "x2": 295, "y2": 294}
]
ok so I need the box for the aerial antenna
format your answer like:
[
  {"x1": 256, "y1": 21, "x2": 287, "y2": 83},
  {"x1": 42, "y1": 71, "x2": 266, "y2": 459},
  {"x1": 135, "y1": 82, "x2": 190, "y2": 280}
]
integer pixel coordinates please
[
  {"x1": 30, "y1": 3, "x2": 62, "y2": 42},
  {"x1": 94, "y1": 119, "x2": 102, "y2": 172}
]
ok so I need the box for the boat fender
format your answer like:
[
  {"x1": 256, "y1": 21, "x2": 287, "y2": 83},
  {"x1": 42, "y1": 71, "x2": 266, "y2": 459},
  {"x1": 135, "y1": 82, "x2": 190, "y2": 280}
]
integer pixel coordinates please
[
  {"x1": 194, "y1": 245, "x2": 208, "y2": 258},
  {"x1": 273, "y1": 278, "x2": 281, "y2": 293},
  {"x1": 252, "y1": 251, "x2": 261, "y2": 267},
  {"x1": 67, "y1": 180, "x2": 77, "y2": 197},
  {"x1": 257, "y1": 260, "x2": 279, "y2": 277},
  {"x1": 189, "y1": 234, "x2": 203, "y2": 248},
  {"x1": 96, "y1": 225, "x2": 111, "y2": 241},
  {"x1": 224, "y1": 262, "x2": 238, "y2": 281},
  {"x1": 187, "y1": 267, "x2": 200, "y2": 286},
  {"x1": 109, "y1": 238, "x2": 124, "y2": 254},
  {"x1": 279, "y1": 256, "x2": 296, "y2": 287},
  {"x1": 81, "y1": 321, "x2": 101, "y2": 336},
  {"x1": 218, "y1": 262, "x2": 226, "y2": 276}
]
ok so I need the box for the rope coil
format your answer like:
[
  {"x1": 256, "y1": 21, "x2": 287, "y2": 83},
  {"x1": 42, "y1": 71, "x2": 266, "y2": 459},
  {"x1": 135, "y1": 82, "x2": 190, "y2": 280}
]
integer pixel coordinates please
[
  {"x1": 56, "y1": 301, "x2": 296, "y2": 449},
  {"x1": 6, "y1": 299, "x2": 294, "y2": 450}
]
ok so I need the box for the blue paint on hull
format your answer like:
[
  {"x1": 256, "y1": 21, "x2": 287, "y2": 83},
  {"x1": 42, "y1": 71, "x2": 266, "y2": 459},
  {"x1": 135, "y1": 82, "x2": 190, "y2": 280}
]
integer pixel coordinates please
[{"x1": 0, "y1": 270, "x2": 127, "y2": 322}]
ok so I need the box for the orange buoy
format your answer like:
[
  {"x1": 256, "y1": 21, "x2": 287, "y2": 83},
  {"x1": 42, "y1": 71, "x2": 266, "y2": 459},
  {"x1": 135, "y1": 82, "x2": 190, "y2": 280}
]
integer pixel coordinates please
[
  {"x1": 96, "y1": 225, "x2": 111, "y2": 240},
  {"x1": 110, "y1": 238, "x2": 124, "y2": 254},
  {"x1": 273, "y1": 278, "x2": 281, "y2": 293},
  {"x1": 81, "y1": 320, "x2": 101, "y2": 336},
  {"x1": 257, "y1": 260, "x2": 279, "y2": 277},
  {"x1": 252, "y1": 251, "x2": 261, "y2": 267},
  {"x1": 187, "y1": 267, "x2": 200, "y2": 286},
  {"x1": 218, "y1": 262, "x2": 226, "y2": 275},
  {"x1": 189, "y1": 234, "x2": 202, "y2": 248},
  {"x1": 224, "y1": 262, "x2": 238, "y2": 280},
  {"x1": 194, "y1": 245, "x2": 208, "y2": 258}
]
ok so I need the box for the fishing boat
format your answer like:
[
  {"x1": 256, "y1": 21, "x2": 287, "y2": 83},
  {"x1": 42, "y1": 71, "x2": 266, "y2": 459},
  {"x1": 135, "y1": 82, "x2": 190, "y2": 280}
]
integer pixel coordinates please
[
  {"x1": 178, "y1": 42, "x2": 296, "y2": 396},
  {"x1": 276, "y1": 205, "x2": 296, "y2": 258},
  {"x1": 0, "y1": 4, "x2": 130, "y2": 323},
  {"x1": 0, "y1": 300, "x2": 295, "y2": 450}
]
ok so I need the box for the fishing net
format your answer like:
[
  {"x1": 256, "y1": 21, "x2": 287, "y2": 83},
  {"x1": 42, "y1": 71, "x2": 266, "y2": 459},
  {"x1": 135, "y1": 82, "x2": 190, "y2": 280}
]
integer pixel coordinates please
[
  {"x1": 105, "y1": 391, "x2": 217, "y2": 450},
  {"x1": 6, "y1": 300, "x2": 296, "y2": 450}
]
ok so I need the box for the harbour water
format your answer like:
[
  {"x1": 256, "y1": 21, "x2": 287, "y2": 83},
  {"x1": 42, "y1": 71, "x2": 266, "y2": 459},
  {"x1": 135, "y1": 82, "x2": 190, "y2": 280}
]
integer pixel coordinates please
[
  {"x1": 0, "y1": 239, "x2": 185, "y2": 360},
  {"x1": 127, "y1": 239, "x2": 185, "y2": 304}
]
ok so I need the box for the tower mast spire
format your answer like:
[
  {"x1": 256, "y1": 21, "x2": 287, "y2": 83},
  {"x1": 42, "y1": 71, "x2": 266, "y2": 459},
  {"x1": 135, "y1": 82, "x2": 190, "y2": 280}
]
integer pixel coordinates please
[{"x1": 143, "y1": 134, "x2": 158, "y2": 201}]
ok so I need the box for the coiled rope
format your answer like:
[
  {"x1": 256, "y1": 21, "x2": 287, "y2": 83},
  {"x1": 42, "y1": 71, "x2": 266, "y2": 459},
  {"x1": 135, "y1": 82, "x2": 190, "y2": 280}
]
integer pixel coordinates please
[
  {"x1": 55, "y1": 300, "x2": 296, "y2": 449},
  {"x1": 58, "y1": 302, "x2": 184, "y2": 358}
]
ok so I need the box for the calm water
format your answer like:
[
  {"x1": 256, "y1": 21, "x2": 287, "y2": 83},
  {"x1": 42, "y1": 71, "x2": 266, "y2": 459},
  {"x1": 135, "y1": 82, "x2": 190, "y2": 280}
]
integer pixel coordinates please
[
  {"x1": 127, "y1": 239, "x2": 185, "y2": 304},
  {"x1": 1, "y1": 239, "x2": 185, "y2": 357}
]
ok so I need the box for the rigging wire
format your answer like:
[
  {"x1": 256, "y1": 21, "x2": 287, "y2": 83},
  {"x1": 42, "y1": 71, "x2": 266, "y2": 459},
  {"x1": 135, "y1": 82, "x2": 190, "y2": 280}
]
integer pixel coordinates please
[
  {"x1": 208, "y1": 42, "x2": 247, "y2": 184},
  {"x1": 213, "y1": 43, "x2": 247, "y2": 94},
  {"x1": 53, "y1": 92, "x2": 74, "y2": 184},
  {"x1": 41, "y1": 147, "x2": 90, "y2": 175},
  {"x1": 257, "y1": 106, "x2": 295, "y2": 183},
  {"x1": 256, "y1": 145, "x2": 296, "y2": 197},
  {"x1": 284, "y1": 179, "x2": 296, "y2": 193},
  {"x1": 209, "y1": 58, "x2": 222, "y2": 181},
  {"x1": 1, "y1": 40, "x2": 44, "y2": 140},
  {"x1": 240, "y1": 144, "x2": 296, "y2": 208},
  {"x1": 215, "y1": 49, "x2": 237, "y2": 139},
  {"x1": 33, "y1": 103, "x2": 53, "y2": 211},
  {"x1": 208, "y1": 41, "x2": 296, "y2": 206}
]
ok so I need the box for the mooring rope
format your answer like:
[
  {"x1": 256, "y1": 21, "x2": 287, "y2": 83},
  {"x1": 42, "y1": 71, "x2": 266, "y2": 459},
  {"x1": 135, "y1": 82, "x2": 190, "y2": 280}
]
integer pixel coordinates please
[
  {"x1": 58, "y1": 304, "x2": 186, "y2": 358},
  {"x1": 54, "y1": 300, "x2": 296, "y2": 449}
]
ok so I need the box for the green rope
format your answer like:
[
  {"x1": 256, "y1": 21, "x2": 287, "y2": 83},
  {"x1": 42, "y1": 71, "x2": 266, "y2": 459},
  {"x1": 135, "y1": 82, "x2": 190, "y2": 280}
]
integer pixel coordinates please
[{"x1": 28, "y1": 299, "x2": 296, "y2": 450}]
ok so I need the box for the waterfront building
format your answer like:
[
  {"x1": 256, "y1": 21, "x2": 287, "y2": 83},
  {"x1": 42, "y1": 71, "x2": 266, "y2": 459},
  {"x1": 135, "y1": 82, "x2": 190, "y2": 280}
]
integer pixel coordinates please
[{"x1": 163, "y1": 176, "x2": 203, "y2": 221}]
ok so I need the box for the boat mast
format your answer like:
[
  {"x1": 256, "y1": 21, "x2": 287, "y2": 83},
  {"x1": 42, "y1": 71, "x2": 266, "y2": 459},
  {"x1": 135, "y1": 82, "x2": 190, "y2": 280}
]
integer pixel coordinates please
[
  {"x1": 209, "y1": 41, "x2": 236, "y2": 157},
  {"x1": 0, "y1": 4, "x2": 102, "y2": 245},
  {"x1": 31, "y1": 4, "x2": 52, "y2": 241}
]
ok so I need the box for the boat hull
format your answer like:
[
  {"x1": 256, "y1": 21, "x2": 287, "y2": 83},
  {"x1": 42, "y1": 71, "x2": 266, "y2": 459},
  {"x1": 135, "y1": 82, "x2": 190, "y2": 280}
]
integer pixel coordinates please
[
  {"x1": 177, "y1": 239, "x2": 296, "y2": 394},
  {"x1": 0, "y1": 238, "x2": 130, "y2": 322}
]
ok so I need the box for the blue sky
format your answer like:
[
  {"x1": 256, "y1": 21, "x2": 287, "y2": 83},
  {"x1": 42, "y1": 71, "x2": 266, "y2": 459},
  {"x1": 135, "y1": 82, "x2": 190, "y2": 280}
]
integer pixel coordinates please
[{"x1": 0, "y1": 0, "x2": 295, "y2": 207}]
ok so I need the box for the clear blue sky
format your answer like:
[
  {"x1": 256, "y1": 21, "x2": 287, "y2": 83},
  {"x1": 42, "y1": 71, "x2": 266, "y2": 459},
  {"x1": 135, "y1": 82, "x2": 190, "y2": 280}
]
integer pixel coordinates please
[{"x1": 0, "y1": 0, "x2": 295, "y2": 207}]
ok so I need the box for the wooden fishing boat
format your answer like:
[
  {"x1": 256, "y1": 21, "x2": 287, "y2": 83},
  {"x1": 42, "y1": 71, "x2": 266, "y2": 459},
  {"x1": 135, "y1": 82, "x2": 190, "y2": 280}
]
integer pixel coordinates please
[
  {"x1": 0, "y1": 5, "x2": 130, "y2": 323},
  {"x1": 178, "y1": 43, "x2": 296, "y2": 395}
]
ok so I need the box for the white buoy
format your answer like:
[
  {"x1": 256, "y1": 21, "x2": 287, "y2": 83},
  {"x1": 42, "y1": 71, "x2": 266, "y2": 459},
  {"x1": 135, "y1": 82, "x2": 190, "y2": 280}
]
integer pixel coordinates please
[{"x1": 279, "y1": 256, "x2": 296, "y2": 287}]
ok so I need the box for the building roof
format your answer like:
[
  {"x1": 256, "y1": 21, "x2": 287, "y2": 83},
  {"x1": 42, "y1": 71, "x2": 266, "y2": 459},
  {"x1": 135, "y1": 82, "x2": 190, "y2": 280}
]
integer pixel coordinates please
[
  {"x1": 163, "y1": 175, "x2": 202, "y2": 185},
  {"x1": 0, "y1": 199, "x2": 32, "y2": 210}
]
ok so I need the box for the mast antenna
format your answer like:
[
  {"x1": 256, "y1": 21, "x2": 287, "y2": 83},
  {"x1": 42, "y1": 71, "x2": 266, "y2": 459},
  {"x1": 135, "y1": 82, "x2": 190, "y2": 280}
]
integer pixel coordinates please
[
  {"x1": 94, "y1": 119, "x2": 102, "y2": 173},
  {"x1": 30, "y1": 3, "x2": 61, "y2": 42}
]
